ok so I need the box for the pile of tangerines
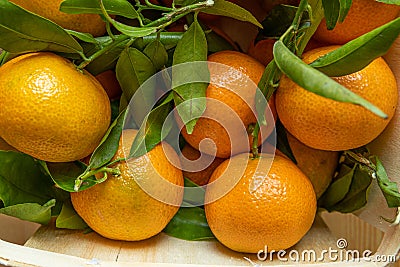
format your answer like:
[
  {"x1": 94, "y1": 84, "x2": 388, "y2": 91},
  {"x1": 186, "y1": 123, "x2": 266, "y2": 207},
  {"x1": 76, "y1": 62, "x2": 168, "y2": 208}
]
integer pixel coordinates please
[{"x1": 0, "y1": 0, "x2": 399, "y2": 255}]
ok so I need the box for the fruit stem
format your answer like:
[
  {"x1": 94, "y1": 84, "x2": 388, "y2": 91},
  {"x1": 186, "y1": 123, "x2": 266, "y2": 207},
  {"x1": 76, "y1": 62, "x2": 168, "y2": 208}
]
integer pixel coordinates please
[
  {"x1": 74, "y1": 166, "x2": 121, "y2": 191},
  {"x1": 77, "y1": 34, "x2": 131, "y2": 70},
  {"x1": 250, "y1": 124, "x2": 260, "y2": 158},
  {"x1": 145, "y1": 0, "x2": 214, "y2": 28},
  {"x1": 143, "y1": 0, "x2": 173, "y2": 12}
]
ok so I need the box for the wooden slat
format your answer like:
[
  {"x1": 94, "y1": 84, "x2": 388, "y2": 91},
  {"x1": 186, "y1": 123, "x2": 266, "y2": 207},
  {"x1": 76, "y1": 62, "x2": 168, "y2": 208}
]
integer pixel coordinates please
[{"x1": 23, "y1": 215, "x2": 343, "y2": 266}]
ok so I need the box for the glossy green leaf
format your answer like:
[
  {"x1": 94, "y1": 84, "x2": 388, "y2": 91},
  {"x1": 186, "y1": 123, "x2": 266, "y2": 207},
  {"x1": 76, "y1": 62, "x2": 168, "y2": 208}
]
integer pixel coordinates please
[
  {"x1": 0, "y1": 151, "x2": 64, "y2": 206},
  {"x1": 205, "y1": 30, "x2": 234, "y2": 52},
  {"x1": 60, "y1": 0, "x2": 138, "y2": 19},
  {"x1": 338, "y1": 0, "x2": 352, "y2": 23},
  {"x1": 163, "y1": 207, "x2": 215, "y2": 241},
  {"x1": 172, "y1": 19, "x2": 209, "y2": 134},
  {"x1": 319, "y1": 164, "x2": 354, "y2": 208},
  {"x1": 322, "y1": 0, "x2": 340, "y2": 30},
  {"x1": 0, "y1": 151, "x2": 68, "y2": 222},
  {"x1": 256, "y1": 5, "x2": 302, "y2": 40},
  {"x1": 0, "y1": 0, "x2": 83, "y2": 53},
  {"x1": 89, "y1": 110, "x2": 127, "y2": 169},
  {"x1": 129, "y1": 94, "x2": 174, "y2": 158},
  {"x1": 143, "y1": 40, "x2": 168, "y2": 70},
  {"x1": 273, "y1": 40, "x2": 387, "y2": 119},
  {"x1": 112, "y1": 20, "x2": 157, "y2": 38},
  {"x1": 42, "y1": 161, "x2": 98, "y2": 192},
  {"x1": 116, "y1": 47, "x2": 157, "y2": 120},
  {"x1": 183, "y1": 177, "x2": 205, "y2": 206},
  {"x1": 310, "y1": 17, "x2": 400, "y2": 76},
  {"x1": 65, "y1": 29, "x2": 98, "y2": 44},
  {"x1": 374, "y1": 156, "x2": 400, "y2": 208},
  {"x1": 331, "y1": 165, "x2": 372, "y2": 213},
  {"x1": 202, "y1": 0, "x2": 262, "y2": 28},
  {"x1": 0, "y1": 199, "x2": 55, "y2": 225},
  {"x1": 86, "y1": 35, "x2": 130, "y2": 75},
  {"x1": 56, "y1": 199, "x2": 89, "y2": 230}
]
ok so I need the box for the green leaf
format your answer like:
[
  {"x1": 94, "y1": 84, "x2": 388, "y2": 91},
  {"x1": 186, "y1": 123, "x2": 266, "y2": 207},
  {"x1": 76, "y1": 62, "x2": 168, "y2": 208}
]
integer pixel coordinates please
[
  {"x1": 205, "y1": 30, "x2": 234, "y2": 53},
  {"x1": 89, "y1": 110, "x2": 127, "y2": 169},
  {"x1": 65, "y1": 30, "x2": 98, "y2": 44},
  {"x1": 112, "y1": 20, "x2": 157, "y2": 38},
  {"x1": 163, "y1": 207, "x2": 214, "y2": 241},
  {"x1": 310, "y1": 17, "x2": 400, "y2": 76},
  {"x1": 338, "y1": 0, "x2": 352, "y2": 23},
  {"x1": 0, "y1": 0, "x2": 83, "y2": 53},
  {"x1": 0, "y1": 151, "x2": 68, "y2": 222},
  {"x1": 331, "y1": 165, "x2": 372, "y2": 213},
  {"x1": 42, "y1": 161, "x2": 97, "y2": 192},
  {"x1": 129, "y1": 94, "x2": 175, "y2": 158},
  {"x1": 374, "y1": 156, "x2": 400, "y2": 208},
  {"x1": 143, "y1": 40, "x2": 168, "y2": 70},
  {"x1": 116, "y1": 47, "x2": 157, "y2": 118},
  {"x1": 183, "y1": 177, "x2": 205, "y2": 206},
  {"x1": 172, "y1": 19, "x2": 209, "y2": 134},
  {"x1": 273, "y1": 40, "x2": 387, "y2": 119},
  {"x1": 56, "y1": 199, "x2": 89, "y2": 230},
  {"x1": 322, "y1": 0, "x2": 340, "y2": 30},
  {"x1": 202, "y1": 0, "x2": 262, "y2": 28},
  {"x1": 319, "y1": 164, "x2": 354, "y2": 208},
  {"x1": 0, "y1": 199, "x2": 55, "y2": 225},
  {"x1": 256, "y1": 5, "x2": 304, "y2": 40},
  {"x1": 60, "y1": 0, "x2": 139, "y2": 19},
  {"x1": 0, "y1": 151, "x2": 64, "y2": 206},
  {"x1": 86, "y1": 35, "x2": 130, "y2": 75}
]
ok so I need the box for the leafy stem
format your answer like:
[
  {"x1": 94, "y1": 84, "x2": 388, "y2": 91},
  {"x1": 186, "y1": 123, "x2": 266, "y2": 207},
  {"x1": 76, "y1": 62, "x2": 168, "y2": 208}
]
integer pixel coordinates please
[
  {"x1": 251, "y1": 0, "x2": 324, "y2": 158},
  {"x1": 77, "y1": 34, "x2": 131, "y2": 69}
]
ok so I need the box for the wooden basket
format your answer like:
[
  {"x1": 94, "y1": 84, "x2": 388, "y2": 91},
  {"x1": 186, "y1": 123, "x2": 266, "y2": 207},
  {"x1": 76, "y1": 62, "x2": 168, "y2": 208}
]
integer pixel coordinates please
[{"x1": 0, "y1": 2, "x2": 399, "y2": 266}]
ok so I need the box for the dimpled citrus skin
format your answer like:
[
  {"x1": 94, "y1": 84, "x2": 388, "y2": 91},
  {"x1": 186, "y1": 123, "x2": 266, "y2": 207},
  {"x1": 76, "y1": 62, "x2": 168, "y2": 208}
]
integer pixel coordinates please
[
  {"x1": 205, "y1": 154, "x2": 316, "y2": 253},
  {"x1": 71, "y1": 129, "x2": 184, "y2": 241},
  {"x1": 178, "y1": 51, "x2": 276, "y2": 158},
  {"x1": 0, "y1": 52, "x2": 111, "y2": 162},
  {"x1": 275, "y1": 46, "x2": 398, "y2": 151},
  {"x1": 314, "y1": 0, "x2": 400, "y2": 45},
  {"x1": 10, "y1": 0, "x2": 107, "y2": 36}
]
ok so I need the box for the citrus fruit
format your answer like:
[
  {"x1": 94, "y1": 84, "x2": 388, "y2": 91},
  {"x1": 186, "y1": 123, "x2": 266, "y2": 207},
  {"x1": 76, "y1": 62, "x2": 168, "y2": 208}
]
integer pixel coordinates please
[
  {"x1": 177, "y1": 50, "x2": 276, "y2": 158},
  {"x1": 286, "y1": 133, "x2": 339, "y2": 199},
  {"x1": 71, "y1": 129, "x2": 184, "y2": 241},
  {"x1": 205, "y1": 153, "x2": 317, "y2": 252},
  {"x1": 275, "y1": 46, "x2": 398, "y2": 151},
  {"x1": 247, "y1": 38, "x2": 275, "y2": 66},
  {"x1": 180, "y1": 144, "x2": 224, "y2": 186},
  {"x1": 313, "y1": 0, "x2": 400, "y2": 45},
  {"x1": 0, "y1": 52, "x2": 111, "y2": 162},
  {"x1": 10, "y1": 0, "x2": 107, "y2": 36},
  {"x1": 95, "y1": 70, "x2": 122, "y2": 100}
]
